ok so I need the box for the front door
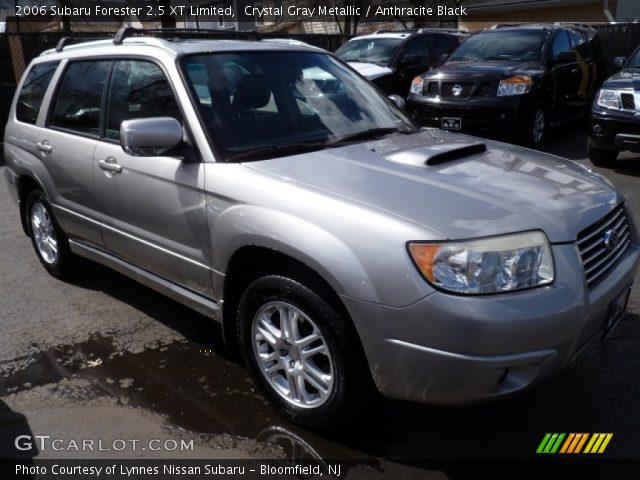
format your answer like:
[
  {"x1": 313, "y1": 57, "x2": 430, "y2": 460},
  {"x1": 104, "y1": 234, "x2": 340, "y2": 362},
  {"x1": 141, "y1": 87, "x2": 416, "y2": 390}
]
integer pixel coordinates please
[{"x1": 92, "y1": 59, "x2": 212, "y2": 297}]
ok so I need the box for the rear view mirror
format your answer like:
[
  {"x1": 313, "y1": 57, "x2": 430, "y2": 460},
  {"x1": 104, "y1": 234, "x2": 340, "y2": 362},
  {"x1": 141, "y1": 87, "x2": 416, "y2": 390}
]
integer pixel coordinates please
[
  {"x1": 553, "y1": 51, "x2": 577, "y2": 64},
  {"x1": 613, "y1": 57, "x2": 626, "y2": 70},
  {"x1": 120, "y1": 117, "x2": 183, "y2": 156},
  {"x1": 388, "y1": 94, "x2": 405, "y2": 110}
]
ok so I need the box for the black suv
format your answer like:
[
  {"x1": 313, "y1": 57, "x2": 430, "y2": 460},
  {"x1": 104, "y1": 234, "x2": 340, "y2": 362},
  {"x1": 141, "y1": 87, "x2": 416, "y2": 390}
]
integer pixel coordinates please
[
  {"x1": 406, "y1": 24, "x2": 604, "y2": 146},
  {"x1": 335, "y1": 29, "x2": 468, "y2": 98},
  {"x1": 587, "y1": 45, "x2": 640, "y2": 165}
]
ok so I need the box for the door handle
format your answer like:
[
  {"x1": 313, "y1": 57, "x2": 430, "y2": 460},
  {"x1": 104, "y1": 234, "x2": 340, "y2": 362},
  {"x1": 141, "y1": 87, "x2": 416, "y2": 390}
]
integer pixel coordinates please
[
  {"x1": 36, "y1": 141, "x2": 53, "y2": 153},
  {"x1": 98, "y1": 157, "x2": 123, "y2": 174}
]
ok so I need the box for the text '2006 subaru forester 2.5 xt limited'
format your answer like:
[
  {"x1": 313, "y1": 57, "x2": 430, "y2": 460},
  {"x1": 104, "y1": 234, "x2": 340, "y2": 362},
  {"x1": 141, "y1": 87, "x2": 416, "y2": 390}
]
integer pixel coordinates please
[{"x1": 3, "y1": 28, "x2": 639, "y2": 429}]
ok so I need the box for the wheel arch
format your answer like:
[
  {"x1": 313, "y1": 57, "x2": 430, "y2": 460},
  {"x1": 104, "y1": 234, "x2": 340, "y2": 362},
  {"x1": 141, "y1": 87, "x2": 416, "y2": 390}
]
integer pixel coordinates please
[{"x1": 16, "y1": 174, "x2": 46, "y2": 236}]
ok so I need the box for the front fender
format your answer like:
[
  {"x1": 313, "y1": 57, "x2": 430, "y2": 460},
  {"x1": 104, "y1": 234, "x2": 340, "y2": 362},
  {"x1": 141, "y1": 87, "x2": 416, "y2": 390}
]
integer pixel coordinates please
[{"x1": 210, "y1": 204, "x2": 380, "y2": 304}]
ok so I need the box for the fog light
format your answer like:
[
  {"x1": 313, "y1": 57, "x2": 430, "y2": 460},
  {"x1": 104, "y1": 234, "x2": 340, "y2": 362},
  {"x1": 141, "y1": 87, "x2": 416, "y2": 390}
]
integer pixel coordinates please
[{"x1": 593, "y1": 124, "x2": 604, "y2": 134}]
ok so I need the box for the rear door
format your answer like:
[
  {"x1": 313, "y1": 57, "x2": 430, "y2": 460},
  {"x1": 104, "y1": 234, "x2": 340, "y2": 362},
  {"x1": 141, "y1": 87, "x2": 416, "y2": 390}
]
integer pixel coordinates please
[
  {"x1": 37, "y1": 60, "x2": 110, "y2": 246},
  {"x1": 92, "y1": 59, "x2": 212, "y2": 297}
]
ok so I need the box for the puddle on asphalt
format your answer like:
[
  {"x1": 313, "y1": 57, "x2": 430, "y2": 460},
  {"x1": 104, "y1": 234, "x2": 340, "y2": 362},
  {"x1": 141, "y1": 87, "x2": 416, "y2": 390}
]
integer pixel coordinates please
[{"x1": 0, "y1": 335, "x2": 371, "y2": 462}]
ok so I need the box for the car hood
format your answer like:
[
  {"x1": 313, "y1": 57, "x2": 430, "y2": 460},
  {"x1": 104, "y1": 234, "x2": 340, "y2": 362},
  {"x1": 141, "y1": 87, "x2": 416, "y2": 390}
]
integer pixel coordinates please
[
  {"x1": 423, "y1": 60, "x2": 543, "y2": 80},
  {"x1": 603, "y1": 69, "x2": 640, "y2": 90},
  {"x1": 347, "y1": 62, "x2": 393, "y2": 80},
  {"x1": 244, "y1": 129, "x2": 621, "y2": 243}
]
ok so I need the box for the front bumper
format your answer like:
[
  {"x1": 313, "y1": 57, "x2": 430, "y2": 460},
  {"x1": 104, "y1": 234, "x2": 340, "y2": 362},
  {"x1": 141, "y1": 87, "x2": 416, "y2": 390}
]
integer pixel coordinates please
[
  {"x1": 406, "y1": 94, "x2": 529, "y2": 137},
  {"x1": 343, "y1": 242, "x2": 640, "y2": 404},
  {"x1": 588, "y1": 108, "x2": 640, "y2": 152}
]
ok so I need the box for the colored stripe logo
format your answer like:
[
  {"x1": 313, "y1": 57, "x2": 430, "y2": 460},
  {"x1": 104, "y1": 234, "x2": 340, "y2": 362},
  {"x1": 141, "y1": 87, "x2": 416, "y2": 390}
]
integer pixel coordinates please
[{"x1": 537, "y1": 433, "x2": 613, "y2": 454}]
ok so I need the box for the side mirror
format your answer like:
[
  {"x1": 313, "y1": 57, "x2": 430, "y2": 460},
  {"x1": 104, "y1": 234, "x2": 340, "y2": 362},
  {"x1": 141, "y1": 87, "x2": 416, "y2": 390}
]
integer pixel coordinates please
[
  {"x1": 120, "y1": 117, "x2": 183, "y2": 156},
  {"x1": 553, "y1": 50, "x2": 577, "y2": 64},
  {"x1": 400, "y1": 54, "x2": 421, "y2": 67},
  {"x1": 613, "y1": 56, "x2": 626, "y2": 70},
  {"x1": 388, "y1": 94, "x2": 405, "y2": 110},
  {"x1": 439, "y1": 52, "x2": 450, "y2": 65}
]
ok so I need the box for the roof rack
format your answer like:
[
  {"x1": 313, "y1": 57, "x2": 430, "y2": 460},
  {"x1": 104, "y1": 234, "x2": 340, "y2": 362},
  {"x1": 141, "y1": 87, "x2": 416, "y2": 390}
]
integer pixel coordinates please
[
  {"x1": 113, "y1": 27, "x2": 262, "y2": 45},
  {"x1": 417, "y1": 28, "x2": 465, "y2": 34},
  {"x1": 374, "y1": 29, "x2": 418, "y2": 34},
  {"x1": 55, "y1": 35, "x2": 110, "y2": 52}
]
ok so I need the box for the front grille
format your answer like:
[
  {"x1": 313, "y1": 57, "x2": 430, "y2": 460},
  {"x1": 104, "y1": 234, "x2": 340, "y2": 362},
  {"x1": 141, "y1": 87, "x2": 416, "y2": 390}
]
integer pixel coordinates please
[
  {"x1": 577, "y1": 205, "x2": 631, "y2": 287},
  {"x1": 441, "y1": 82, "x2": 474, "y2": 98},
  {"x1": 620, "y1": 93, "x2": 635, "y2": 111},
  {"x1": 476, "y1": 82, "x2": 494, "y2": 97},
  {"x1": 426, "y1": 81, "x2": 439, "y2": 96}
]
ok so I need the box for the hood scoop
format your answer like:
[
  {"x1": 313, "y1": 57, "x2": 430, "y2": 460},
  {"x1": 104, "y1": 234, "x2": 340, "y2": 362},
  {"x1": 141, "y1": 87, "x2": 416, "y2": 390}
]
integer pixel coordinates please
[{"x1": 384, "y1": 142, "x2": 487, "y2": 167}]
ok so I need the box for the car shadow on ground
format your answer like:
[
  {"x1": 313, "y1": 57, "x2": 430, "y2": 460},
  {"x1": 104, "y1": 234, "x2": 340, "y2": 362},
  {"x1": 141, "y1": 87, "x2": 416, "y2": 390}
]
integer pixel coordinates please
[{"x1": 28, "y1": 258, "x2": 640, "y2": 464}]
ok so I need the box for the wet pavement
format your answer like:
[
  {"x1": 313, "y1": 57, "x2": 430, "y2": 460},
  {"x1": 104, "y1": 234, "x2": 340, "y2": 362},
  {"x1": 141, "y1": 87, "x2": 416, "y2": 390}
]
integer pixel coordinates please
[{"x1": 1, "y1": 124, "x2": 640, "y2": 474}]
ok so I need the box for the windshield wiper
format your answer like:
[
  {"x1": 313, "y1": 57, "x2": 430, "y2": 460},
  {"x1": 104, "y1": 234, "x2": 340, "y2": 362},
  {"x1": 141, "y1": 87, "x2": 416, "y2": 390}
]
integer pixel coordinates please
[
  {"x1": 226, "y1": 142, "x2": 330, "y2": 162},
  {"x1": 331, "y1": 127, "x2": 411, "y2": 144}
]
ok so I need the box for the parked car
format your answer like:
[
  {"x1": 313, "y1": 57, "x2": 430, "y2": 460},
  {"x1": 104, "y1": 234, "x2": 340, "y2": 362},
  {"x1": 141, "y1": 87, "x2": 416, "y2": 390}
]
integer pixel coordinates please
[
  {"x1": 4, "y1": 28, "x2": 639, "y2": 429},
  {"x1": 587, "y1": 45, "x2": 640, "y2": 165},
  {"x1": 335, "y1": 29, "x2": 467, "y2": 97},
  {"x1": 406, "y1": 24, "x2": 605, "y2": 146}
]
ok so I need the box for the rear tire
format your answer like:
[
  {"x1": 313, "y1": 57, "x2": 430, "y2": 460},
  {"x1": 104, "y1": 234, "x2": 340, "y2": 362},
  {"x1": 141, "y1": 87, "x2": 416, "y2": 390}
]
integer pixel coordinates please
[
  {"x1": 588, "y1": 138, "x2": 618, "y2": 166},
  {"x1": 238, "y1": 275, "x2": 373, "y2": 429},
  {"x1": 25, "y1": 189, "x2": 74, "y2": 277}
]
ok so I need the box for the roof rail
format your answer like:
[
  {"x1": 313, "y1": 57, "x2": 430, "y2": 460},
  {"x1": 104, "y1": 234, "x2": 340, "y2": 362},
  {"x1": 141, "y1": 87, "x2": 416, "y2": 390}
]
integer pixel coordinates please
[
  {"x1": 55, "y1": 35, "x2": 110, "y2": 52},
  {"x1": 113, "y1": 27, "x2": 262, "y2": 45},
  {"x1": 417, "y1": 28, "x2": 465, "y2": 34},
  {"x1": 375, "y1": 29, "x2": 418, "y2": 34}
]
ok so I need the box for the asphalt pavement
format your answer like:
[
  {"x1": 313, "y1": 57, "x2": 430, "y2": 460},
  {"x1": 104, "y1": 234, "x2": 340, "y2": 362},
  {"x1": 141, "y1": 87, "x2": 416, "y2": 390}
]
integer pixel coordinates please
[{"x1": 1, "y1": 125, "x2": 639, "y2": 477}]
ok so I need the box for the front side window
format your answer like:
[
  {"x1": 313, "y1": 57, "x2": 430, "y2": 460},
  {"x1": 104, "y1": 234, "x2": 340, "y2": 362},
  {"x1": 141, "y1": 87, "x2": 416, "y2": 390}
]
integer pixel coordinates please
[
  {"x1": 335, "y1": 38, "x2": 404, "y2": 65},
  {"x1": 449, "y1": 31, "x2": 548, "y2": 62},
  {"x1": 50, "y1": 61, "x2": 111, "y2": 136},
  {"x1": 16, "y1": 61, "x2": 59, "y2": 124},
  {"x1": 105, "y1": 60, "x2": 181, "y2": 140},
  {"x1": 551, "y1": 30, "x2": 571, "y2": 58},
  {"x1": 402, "y1": 37, "x2": 430, "y2": 65},
  {"x1": 182, "y1": 51, "x2": 416, "y2": 162}
]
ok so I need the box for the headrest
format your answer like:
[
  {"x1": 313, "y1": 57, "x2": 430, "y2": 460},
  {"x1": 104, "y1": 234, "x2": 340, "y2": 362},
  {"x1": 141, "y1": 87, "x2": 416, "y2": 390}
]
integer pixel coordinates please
[{"x1": 232, "y1": 75, "x2": 271, "y2": 110}]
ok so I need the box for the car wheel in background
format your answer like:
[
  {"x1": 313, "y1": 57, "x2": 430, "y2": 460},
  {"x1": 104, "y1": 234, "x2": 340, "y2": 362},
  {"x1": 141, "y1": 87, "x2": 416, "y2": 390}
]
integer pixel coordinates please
[
  {"x1": 524, "y1": 100, "x2": 548, "y2": 147},
  {"x1": 26, "y1": 189, "x2": 74, "y2": 277},
  {"x1": 587, "y1": 138, "x2": 618, "y2": 167},
  {"x1": 238, "y1": 275, "x2": 373, "y2": 429}
]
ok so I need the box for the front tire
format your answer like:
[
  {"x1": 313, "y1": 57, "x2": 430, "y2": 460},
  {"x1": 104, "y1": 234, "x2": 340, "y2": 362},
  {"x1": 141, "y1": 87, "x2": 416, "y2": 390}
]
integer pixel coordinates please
[
  {"x1": 588, "y1": 138, "x2": 618, "y2": 166},
  {"x1": 26, "y1": 189, "x2": 73, "y2": 277},
  {"x1": 238, "y1": 275, "x2": 373, "y2": 429},
  {"x1": 524, "y1": 100, "x2": 548, "y2": 147}
]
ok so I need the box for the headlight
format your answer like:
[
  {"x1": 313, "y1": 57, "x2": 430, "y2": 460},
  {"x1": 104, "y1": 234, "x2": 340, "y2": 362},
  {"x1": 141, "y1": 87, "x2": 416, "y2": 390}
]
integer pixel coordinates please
[
  {"x1": 410, "y1": 76, "x2": 424, "y2": 95},
  {"x1": 497, "y1": 76, "x2": 532, "y2": 96},
  {"x1": 596, "y1": 89, "x2": 620, "y2": 110},
  {"x1": 408, "y1": 231, "x2": 554, "y2": 294}
]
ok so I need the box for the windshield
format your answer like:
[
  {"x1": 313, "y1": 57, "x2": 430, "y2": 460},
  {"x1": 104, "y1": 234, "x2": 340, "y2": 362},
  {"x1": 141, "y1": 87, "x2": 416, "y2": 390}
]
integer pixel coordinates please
[
  {"x1": 182, "y1": 51, "x2": 416, "y2": 162},
  {"x1": 335, "y1": 38, "x2": 403, "y2": 65},
  {"x1": 627, "y1": 47, "x2": 640, "y2": 68},
  {"x1": 449, "y1": 31, "x2": 548, "y2": 62}
]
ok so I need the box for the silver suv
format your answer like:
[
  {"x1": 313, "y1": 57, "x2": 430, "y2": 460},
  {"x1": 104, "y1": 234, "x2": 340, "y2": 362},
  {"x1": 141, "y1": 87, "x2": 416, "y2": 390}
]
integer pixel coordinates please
[{"x1": 4, "y1": 29, "x2": 639, "y2": 429}]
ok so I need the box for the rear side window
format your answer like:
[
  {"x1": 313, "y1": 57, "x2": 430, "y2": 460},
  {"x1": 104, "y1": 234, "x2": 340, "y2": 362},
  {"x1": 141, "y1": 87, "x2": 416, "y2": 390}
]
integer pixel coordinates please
[
  {"x1": 105, "y1": 60, "x2": 181, "y2": 140},
  {"x1": 50, "y1": 60, "x2": 111, "y2": 136},
  {"x1": 16, "y1": 61, "x2": 59, "y2": 124}
]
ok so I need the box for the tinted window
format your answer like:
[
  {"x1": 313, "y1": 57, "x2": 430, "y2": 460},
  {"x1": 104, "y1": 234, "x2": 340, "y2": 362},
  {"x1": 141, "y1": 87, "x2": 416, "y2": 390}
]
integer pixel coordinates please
[
  {"x1": 402, "y1": 37, "x2": 430, "y2": 64},
  {"x1": 50, "y1": 61, "x2": 110, "y2": 136},
  {"x1": 551, "y1": 30, "x2": 571, "y2": 58},
  {"x1": 335, "y1": 38, "x2": 403, "y2": 65},
  {"x1": 16, "y1": 61, "x2": 59, "y2": 124},
  {"x1": 431, "y1": 35, "x2": 462, "y2": 62},
  {"x1": 105, "y1": 60, "x2": 181, "y2": 140},
  {"x1": 449, "y1": 31, "x2": 547, "y2": 62},
  {"x1": 569, "y1": 29, "x2": 590, "y2": 59}
]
